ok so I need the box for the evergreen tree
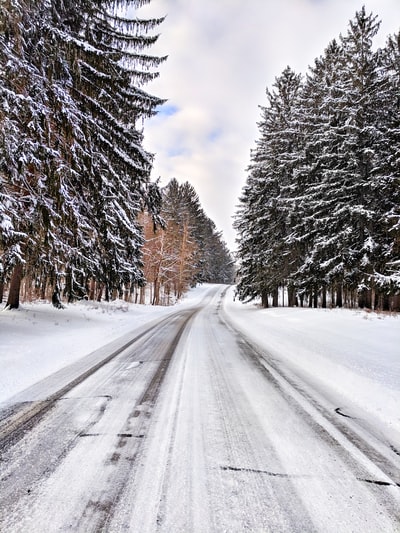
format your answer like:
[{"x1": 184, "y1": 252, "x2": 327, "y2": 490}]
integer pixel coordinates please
[
  {"x1": 337, "y1": 7, "x2": 383, "y2": 306},
  {"x1": 236, "y1": 8, "x2": 400, "y2": 311},
  {"x1": 0, "y1": 0, "x2": 165, "y2": 307},
  {"x1": 372, "y1": 31, "x2": 400, "y2": 306},
  {"x1": 235, "y1": 67, "x2": 302, "y2": 307},
  {"x1": 290, "y1": 39, "x2": 352, "y2": 307}
]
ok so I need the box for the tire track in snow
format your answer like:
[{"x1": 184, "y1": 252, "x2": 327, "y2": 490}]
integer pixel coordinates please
[
  {"x1": 77, "y1": 305, "x2": 201, "y2": 532},
  {"x1": 220, "y1": 296, "x2": 400, "y2": 525},
  {"x1": 0, "y1": 304, "x2": 203, "y2": 533},
  {"x1": 0, "y1": 308, "x2": 196, "y2": 456}
]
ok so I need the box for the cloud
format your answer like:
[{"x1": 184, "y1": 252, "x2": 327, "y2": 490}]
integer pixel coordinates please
[{"x1": 136, "y1": 0, "x2": 400, "y2": 250}]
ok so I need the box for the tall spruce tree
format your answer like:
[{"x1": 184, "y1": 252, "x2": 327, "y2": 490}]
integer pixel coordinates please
[
  {"x1": 372, "y1": 32, "x2": 400, "y2": 305},
  {"x1": 337, "y1": 7, "x2": 383, "y2": 307},
  {"x1": 290, "y1": 39, "x2": 352, "y2": 307},
  {"x1": 235, "y1": 67, "x2": 302, "y2": 307},
  {"x1": 0, "y1": 0, "x2": 165, "y2": 307},
  {"x1": 235, "y1": 8, "x2": 400, "y2": 311}
]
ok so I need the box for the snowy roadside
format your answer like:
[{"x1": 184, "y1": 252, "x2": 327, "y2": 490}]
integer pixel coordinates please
[
  {"x1": 0, "y1": 285, "x2": 211, "y2": 405},
  {"x1": 223, "y1": 286, "x2": 400, "y2": 444},
  {"x1": 1, "y1": 283, "x2": 399, "y2": 447}
]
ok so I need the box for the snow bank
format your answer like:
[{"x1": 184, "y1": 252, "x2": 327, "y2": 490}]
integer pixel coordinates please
[
  {"x1": 223, "y1": 287, "x2": 400, "y2": 443},
  {"x1": 0, "y1": 285, "x2": 210, "y2": 405}
]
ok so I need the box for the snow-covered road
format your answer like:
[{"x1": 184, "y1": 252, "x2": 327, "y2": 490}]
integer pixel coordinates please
[{"x1": 1, "y1": 285, "x2": 399, "y2": 531}]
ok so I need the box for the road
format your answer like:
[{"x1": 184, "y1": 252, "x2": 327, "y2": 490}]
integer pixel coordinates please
[{"x1": 0, "y1": 285, "x2": 399, "y2": 532}]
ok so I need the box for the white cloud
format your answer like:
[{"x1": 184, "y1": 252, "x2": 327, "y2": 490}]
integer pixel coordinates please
[{"x1": 136, "y1": 0, "x2": 400, "y2": 250}]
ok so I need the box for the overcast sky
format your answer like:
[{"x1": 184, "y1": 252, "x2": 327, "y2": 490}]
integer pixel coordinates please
[{"x1": 135, "y1": 0, "x2": 399, "y2": 251}]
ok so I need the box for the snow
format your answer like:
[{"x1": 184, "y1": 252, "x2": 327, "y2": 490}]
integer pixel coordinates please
[
  {"x1": 0, "y1": 286, "x2": 208, "y2": 406},
  {"x1": 1, "y1": 284, "x2": 400, "y2": 530},
  {"x1": 223, "y1": 287, "x2": 400, "y2": 445},
  {"x1": 1, "y1": 283, "x2": 399, "y2": 449}
]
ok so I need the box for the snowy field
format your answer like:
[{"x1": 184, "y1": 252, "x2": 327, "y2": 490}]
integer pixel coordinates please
[{"x1": 1, "y1": 284, "x2": 399, "y2": 447}]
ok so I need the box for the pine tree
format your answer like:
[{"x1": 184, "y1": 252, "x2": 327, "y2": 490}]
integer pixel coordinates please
[
  {"x1": 289, "y1": 39, "x2": 351, "y2": 307},
  {"x1": 371, "y1": 32, "x2": 400, "y2": 306},
  {"x1": 235, "y1": 67, "x2": 302, "y2": 307},
  {"x1": 0, "y1": 0, "x2": 165, "y2": 308},
  {"x1": 336, "y1": 7, "x2": 383, "y2": 307},
  {"x1": 0, "y1": 0, "x2": 54, "y2": 308}
]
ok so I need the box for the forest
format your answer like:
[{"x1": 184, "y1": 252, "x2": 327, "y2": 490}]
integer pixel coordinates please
[
  {"x1": 235, "y1": 8, "x2": 400, "y2": 311},
  {"x1": 0, "y1": 0, "x2": 234, "y2": 309}
]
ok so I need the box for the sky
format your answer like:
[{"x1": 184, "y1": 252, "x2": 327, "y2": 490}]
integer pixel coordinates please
[{"x1": 134, "y1": 0, "x2": 400, "y2": 251}]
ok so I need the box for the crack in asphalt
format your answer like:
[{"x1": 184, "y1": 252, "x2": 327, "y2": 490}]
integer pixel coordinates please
[
  {"x1": 221, "y1": 466, "x2": 400, "y2": 488},
  {"x1": 78, "y1": 432, "x2": 143, "y2": 438},
  {"x1": 335, "y1": 407, "x2": 355, "y2": 419},
  {"x1": 221, "y1": 465, "x2": 312, "y2": 479},
  {"x1": 389, "y1": 445, "x2": 400, "y2": 457}
]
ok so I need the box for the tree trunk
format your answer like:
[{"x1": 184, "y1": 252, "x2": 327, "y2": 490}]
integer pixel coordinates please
[
  {"x1": 330, "y1": 287, "x2": 335, "y2": 308},
  {"x1": 6, "y1": 263, "x2": 23, "y2": 309},
  {"x1": 105, "y1": 285, "x2": 110, "y2": 302},
  {"x1": 371, "y1": 287, "x2": 376, "y2": 311},
  {"x1": 96, "y1": 284, "x2": 104, "y2": 302},
  {"x1": 383, "y1": 293, "x2": 390, "y2": 311},
  {"x1": 139, "y1": 285, "x2": 145, "y2": 305},
  {"x1": 336, "y1": 285, "x2": 343, "y2": 308},
  {"x1": 321, "y1": 286, "x2": 327, "y2": 309},
  {"x1": 272, "y1": 288, "x2": 279, "y2": 307},
  {"x1": 358, "y1": 290, "x2": 366, "y2": 309},
  {"x1": 392, "y1": 295, "x2": 400, "y2": 312},
  {"x1": 261, "y1": 289, "x2": 269, "y2": 308},
  {"x1": 152, "y1": 279, "x2": 160, "y2": 305},
  {"x1": 313, "y1": 289, "x2": 318, "y2": 308},
  {"x1": 88, "y1": 279, "x2": 96, "y2": 301},
  {"x1": 288, "y1": 286, "x2": 296, "y2": 307},
  {"x1": 40, "y1": 275, "x2": 47, "y2": 300},
  {"x1": 64, "y1": 269, "x2": 74, "y2": 303}
]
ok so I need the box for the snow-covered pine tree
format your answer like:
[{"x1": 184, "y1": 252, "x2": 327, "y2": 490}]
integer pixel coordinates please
[
  {"x1": 166, "y1": 180, "x2": 234, "y2": 289},
  {"x1": 142, "y1": 178, "x2": 234, "y2": 304},
  {"x1": 371, "y1": 31, "x2": 400, "y2": 308},
  {"x1": 286, "y1": 9, "x2": 397, "y2": 310},
  {"x1": 46, "y1": 0, "x2": 166, "y2": 302},
  {"x1": 0, "y1": 0, "x2": 165, "y2": 307},
  {"x1": 234, "y1": 171, "x2": 270, "y2": 306},
  {"x1": 205, "y1": 230, "x2": 235, "y2": 284},
  {"x1": 335, "y1": 8, "x2": 385, "y2": 308},
  {"x1": 235, "y1": 8, "x2": 399, "y2": 311},
  {"x1": 0, "y1": 0, "x2": 57, "y2": 308},
  {"x1": 289, "y1": 39, "x2": 351, "y2": 307},
  {"x1": 235, "y1": 67, "x2": 302, "y2": 307}
]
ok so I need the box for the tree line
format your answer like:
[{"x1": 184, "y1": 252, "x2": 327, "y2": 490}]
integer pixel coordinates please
[
  {"x1": 235, "y1": 8, "x2": 400, "y2": 311},
  {"x1": 140, "y1": 179, "x2": 234, "y2": 305},
  {"x1": 0, "y1": 0, "x2": 234, "y2": 309}
]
